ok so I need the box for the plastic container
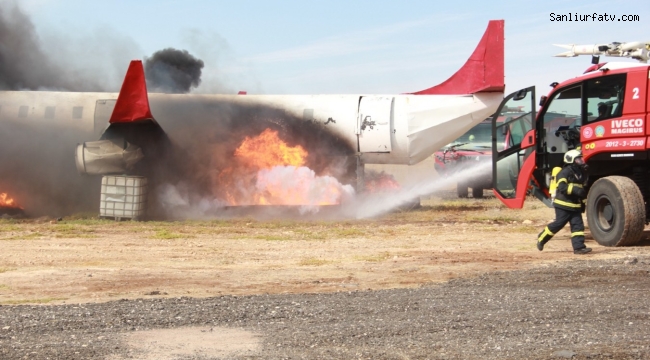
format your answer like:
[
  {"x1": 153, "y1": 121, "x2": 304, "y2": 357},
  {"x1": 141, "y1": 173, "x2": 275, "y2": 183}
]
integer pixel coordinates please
[{"x1": 100, "y1": 176, "x2": 148, "y2": 220}]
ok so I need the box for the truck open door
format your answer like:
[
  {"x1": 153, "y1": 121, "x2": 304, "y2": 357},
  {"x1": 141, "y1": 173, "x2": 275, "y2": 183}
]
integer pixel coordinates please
[{"x1": 491, "y1": 87, "x2": 537, "y2": 208}]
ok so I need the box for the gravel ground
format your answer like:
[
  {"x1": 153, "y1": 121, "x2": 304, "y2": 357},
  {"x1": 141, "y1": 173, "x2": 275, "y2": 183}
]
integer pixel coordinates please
[{"x1": 1, "y1": 255, "x2": 649, "y2": 360}]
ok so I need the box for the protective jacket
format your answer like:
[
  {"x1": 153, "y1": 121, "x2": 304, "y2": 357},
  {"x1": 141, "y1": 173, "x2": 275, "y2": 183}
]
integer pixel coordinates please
[{"x1": 552, "y1": 165, "x2": 588, "y2": 212}]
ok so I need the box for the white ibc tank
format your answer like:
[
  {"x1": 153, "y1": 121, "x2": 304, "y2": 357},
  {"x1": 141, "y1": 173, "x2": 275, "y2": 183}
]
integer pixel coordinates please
[{"x1": 100, "y1": 175, "x2": 148, "y2": 220}]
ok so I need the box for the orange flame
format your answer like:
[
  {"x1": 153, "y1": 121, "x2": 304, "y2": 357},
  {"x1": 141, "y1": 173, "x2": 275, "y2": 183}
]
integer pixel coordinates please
[
  {"x1": 0, "y1": 192, "x2": 19, "y2": 208},
  {"x1": 234, "y1": 128, "x2": 307, "y2": 169},
  {"x1": 216, "y1": 129, "x2": 352, "y2": 206}
]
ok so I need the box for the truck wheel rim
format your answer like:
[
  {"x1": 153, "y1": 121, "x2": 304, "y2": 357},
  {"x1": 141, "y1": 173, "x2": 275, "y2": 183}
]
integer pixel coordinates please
[{"x1": 595, "y1": 195, "x2": 615, "y2": 232}]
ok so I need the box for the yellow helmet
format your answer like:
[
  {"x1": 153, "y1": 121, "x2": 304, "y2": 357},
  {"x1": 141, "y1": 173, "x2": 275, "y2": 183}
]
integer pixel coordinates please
[{"x1": 564, "y1": 149, "x2": 583, "y2": 164}]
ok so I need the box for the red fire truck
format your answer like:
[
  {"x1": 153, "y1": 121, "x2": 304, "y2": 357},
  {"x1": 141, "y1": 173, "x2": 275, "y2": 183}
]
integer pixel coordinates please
[
  {"x1": 434, "y1": 108, "x2": 529, "y2": 198},
  {"x1": 491, "y1": 61, "x2": 650, "y2": 247}
]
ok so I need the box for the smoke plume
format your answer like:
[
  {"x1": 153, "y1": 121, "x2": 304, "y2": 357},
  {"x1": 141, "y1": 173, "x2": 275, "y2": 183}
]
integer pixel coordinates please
[
  {"x1": 0, "y1": 3, "x2": 106, "y2": 91},
  {"x1": 144, "y1": 48, "x2": 204, "y2": 93}
]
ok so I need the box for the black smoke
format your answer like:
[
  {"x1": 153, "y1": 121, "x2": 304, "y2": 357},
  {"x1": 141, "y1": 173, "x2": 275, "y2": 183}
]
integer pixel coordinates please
[{"x1": 144, "y1": 48, "x2": 204, "y2": 93}]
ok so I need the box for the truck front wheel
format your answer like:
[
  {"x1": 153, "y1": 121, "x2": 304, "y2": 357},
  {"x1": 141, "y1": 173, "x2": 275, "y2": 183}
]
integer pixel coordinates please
[{"x1": 586, "y1": 176, "x2": 645, "y2": 247}]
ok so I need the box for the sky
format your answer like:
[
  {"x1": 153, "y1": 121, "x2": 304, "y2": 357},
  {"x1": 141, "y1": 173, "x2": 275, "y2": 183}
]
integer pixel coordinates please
[{"x1": 9, "y1": 0, "x2": 650, "y2": 98}]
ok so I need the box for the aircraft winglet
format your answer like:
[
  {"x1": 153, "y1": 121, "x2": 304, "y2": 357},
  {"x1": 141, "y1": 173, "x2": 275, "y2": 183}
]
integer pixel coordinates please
[
  {"x1": 409, "y1": 20, "x2": 505, "y2": 95},
  {"x1": 109, "y1": 60, "x2": 155, "y2": 124}
]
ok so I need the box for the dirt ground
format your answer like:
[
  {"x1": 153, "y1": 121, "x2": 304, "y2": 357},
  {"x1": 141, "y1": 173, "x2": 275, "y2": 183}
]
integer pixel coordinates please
[
  {"x1": 2, "y1": 190, "x2": 650, "y2": 359},
  {"x1": 1, "y1": 190, "x2": 648, "y2": 306}
]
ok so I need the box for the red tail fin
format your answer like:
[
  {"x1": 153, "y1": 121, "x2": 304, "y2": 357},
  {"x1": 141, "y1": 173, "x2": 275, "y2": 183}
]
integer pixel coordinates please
[
  {"x1": 410, "y1": 20, "x2": 504, "y2": 95},
  {"x1": 109, "y1": 60, "x2": 155, "y2": 124}
]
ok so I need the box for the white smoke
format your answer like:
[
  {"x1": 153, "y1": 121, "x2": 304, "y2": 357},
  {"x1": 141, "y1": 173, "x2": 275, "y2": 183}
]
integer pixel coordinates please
[
  {"x1": 256, "y1": 165, "x2": 355, "y2": 214},
  {"x1": 155, "y1": 165, "x2": 355, "y2": 218},
  {"x1": 341, "y1": 161, "x2": 494, "y2": 219},
  {"x1": 156, "y1": 182, "x2": 228, "y2": 219}
]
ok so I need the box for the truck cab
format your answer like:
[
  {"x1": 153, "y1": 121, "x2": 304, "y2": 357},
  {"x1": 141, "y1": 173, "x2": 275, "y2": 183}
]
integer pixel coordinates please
[{"x1": 492, "y1": 62, "x2": 650, "y2": 246}]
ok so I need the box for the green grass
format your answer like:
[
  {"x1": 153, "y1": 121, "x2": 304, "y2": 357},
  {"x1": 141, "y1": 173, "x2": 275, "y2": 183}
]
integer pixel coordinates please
[
  {"x1": 466, "y1": 214, "x2": 521, "y2": 223},
  {"x1": 151, "y1": 229, "x2": 186, "y2": 239},
  {"x1": 298, "y1": 258, "x2": 331, "y2": 266},
  {"x1": 0, "y1": 268, "x2": 15, "y2": 274},
  {"x1": 254, "y1": 235, "x2": 287, "y2": 241},
  {"x1": 511, "y1": 225, "x2": 539, "y2": 233},
  {"x1": 49, "y1": 224, "x2": 98, "y2": 238},
  {"x1": 333, "y1": 228, "x2": 365, "y2": 237},
  {"x1": 0, "y1": 224, "x2": 20, "y2": 232},
  {"x1": 54, "y1": 233, "x2": 98, "y2": 239},
  {"x1": 1, "y1": 232, "x2": 44, "y2": 240},
  {"x1": 0, "y1": 297, "x2": 68, "y2": 305}
]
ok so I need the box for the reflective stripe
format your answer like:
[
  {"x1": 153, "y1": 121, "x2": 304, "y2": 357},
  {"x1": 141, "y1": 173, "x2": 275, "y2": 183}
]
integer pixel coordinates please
[
  {"x1": 538, "y1": 227, "x2": 554, "y2": 241},
  {"x1": 567, "y1": 183, "x2": 583, "y2": 195},
  {"x1": 557, "y1": 178, "x2": 568, "y2": 184},
  {"x1": 572, "y1": 231, "x2": 585, "y2": 237},
  {"x1": 553, "y1": 198, "x2": 582, "y2": 208}
]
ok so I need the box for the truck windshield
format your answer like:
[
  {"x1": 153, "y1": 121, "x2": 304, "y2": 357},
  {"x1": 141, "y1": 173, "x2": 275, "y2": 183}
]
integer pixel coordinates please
[{"x1": 447, "y1": 122, "x2": 494, "y2": 149}]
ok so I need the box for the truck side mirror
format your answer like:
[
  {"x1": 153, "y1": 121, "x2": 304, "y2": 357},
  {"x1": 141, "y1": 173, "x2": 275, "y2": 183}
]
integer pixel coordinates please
[
  {"x1": 514, "y1": 89, "x2": 527, "y2": 101},
  {"x1": 539, "y1": 96, "x2": 547, "y2": 107}
]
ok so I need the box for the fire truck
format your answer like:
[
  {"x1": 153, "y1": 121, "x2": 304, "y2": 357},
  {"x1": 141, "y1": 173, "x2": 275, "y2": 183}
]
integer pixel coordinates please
[
  {"x1": 434, "y1": 118, "x2": 493, "y2": 198},
  {"x1": 434, "y1": 108, "x2": 528, "y2": 198},
  {"x1": 491, "y1": 61, "x2": 650, "y2": 247}
]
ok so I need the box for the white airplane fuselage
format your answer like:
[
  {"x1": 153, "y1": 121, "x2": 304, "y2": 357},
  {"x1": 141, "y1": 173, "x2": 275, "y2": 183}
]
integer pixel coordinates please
[{"x1": 0, "y1": 90, "x2": 502, "y2": 165}]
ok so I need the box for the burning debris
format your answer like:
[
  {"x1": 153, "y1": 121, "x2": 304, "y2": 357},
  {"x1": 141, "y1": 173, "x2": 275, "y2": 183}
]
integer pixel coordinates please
[
  {"x1": 144, "y1": 48, "x2": 204, "y2": 94},
  {"x1": 0, "y1": 192, "x2": 24, "y2": 217},
  {"x1": 0, "y1": 192, "x2": 18, "y2": 207}
]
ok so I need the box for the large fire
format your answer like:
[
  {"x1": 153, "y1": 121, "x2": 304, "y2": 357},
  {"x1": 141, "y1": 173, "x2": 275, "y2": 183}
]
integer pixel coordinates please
[
  {"x1": 0, "y1": 192, "x2": 20, "y2": 208},
  {"x1": 216, "y1": 129, "x2": 353, "y2": 206},
  {"x1": 234, "y1": 128, "x2": 307, "y2": 169}
]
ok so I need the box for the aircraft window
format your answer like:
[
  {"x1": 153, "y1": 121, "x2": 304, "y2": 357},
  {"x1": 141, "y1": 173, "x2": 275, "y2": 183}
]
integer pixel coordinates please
[
  {"x1": 585, "y1": 74, "x2": 626, "y2": 123},
  {"x1": 73, "y1": 106, "x2": 83, "y2": 119},
  {"x1": 18, "y1": 106, "x2": 29, "y2": 118},
  {"x1": 45, "y1": 106, "x2": 56, "y2": 119}
]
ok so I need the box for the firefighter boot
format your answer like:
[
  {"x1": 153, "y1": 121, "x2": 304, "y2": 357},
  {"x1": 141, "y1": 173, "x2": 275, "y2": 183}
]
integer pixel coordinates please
[
  {"x1": 536, "y1": 227, "x2": 554, "y2": 251},
  {"x1": 573, "y1": 247, "x2": 592, "y2": 255}
]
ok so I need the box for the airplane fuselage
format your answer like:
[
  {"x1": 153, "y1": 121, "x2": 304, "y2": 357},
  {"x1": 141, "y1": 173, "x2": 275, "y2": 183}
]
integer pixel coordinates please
[{"x1": 0, "y1": 90, "x2": 502, "y2": 165}]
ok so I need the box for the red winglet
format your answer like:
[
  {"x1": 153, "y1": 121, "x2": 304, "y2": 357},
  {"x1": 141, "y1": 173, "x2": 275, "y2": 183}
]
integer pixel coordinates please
[
  {"x1": 409, "y1": 20, "x2": 505, "y2": 95},
  {"x1": 109, "y1": 60, "x2": 155, "y2": 124}
]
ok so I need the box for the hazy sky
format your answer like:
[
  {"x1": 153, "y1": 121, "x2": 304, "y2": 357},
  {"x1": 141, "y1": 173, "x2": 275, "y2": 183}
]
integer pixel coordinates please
[{"x1": 15, "y1": 0, "x2": 650, "y2": 97}]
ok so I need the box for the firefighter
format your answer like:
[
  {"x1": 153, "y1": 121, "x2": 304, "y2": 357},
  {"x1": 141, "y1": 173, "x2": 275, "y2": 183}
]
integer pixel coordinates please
[{"x1": 537, "y1": 149, "x2": 592, "y2": 255}]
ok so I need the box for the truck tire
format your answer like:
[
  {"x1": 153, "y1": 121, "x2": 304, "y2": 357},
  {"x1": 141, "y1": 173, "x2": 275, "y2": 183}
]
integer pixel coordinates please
[
  {"x1": 586, "y1": 176, "x2": 645, "y2": 247},
  {"x1": 472, "y1": 187, "x2": 484, "y2": 199},
  {"x1": 457, "y1": 182, "x2": 468, "y2": 198}
]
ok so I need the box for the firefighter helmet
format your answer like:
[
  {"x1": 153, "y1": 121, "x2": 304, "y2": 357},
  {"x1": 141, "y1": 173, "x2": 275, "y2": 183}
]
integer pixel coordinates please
[{"x1": 564, "y1": 149, "x2": 583, "y2": 164}]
